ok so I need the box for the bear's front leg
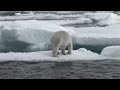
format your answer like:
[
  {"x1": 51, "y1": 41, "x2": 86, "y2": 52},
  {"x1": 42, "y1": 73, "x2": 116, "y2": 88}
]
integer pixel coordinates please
[
  {"x1": 52, "y1": 45, "x2": 60, "y2": 57},
  {"x1": 52, "y1": 50, "x2": 59, "y2": 57},
  {"x1": 60, "y1": 46, "x2": 66, "y2": 55}
]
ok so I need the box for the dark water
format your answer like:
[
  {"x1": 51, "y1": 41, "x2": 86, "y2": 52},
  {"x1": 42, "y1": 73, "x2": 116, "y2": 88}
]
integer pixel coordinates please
[
  {"x1": 62, "y1": 23, "x2": 98, "y2": 28},
  {"x1": 0, "y1": 60, "x2": 120, "y2": 79},
  {"x1": 0, "y1": 40, "x2": 30, "y2": 52}
]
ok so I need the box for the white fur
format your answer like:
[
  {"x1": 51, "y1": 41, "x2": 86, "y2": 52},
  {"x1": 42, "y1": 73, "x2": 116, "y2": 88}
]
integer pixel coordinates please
[{"x1": 51, "y1": 31, "x2": 73, "y2": 57}]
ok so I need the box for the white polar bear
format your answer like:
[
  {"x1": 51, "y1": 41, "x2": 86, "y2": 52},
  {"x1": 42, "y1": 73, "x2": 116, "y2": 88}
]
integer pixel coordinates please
[{"x1": 51, "y1": 31, "x2": 73, "y2": 57}]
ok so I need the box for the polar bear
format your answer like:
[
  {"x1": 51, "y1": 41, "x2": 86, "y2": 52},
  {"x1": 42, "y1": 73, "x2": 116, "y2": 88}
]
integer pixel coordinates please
[{"x1": 51, "y1": 31, "x2": 73, "y2": 57}]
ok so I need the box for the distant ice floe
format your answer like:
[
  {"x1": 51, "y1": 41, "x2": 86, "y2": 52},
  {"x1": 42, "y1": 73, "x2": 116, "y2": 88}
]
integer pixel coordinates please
[
  {"x1": 47, "y1": 17, "x2": 92, "y2": 26},
  {"x1": 63, "y1": 17, "x2": 92, "y2": 25},
  {"x1": 43, "y1": 12, "x2": 120, "y2": 27},
  {"x1": 15, "y1": 12, "x2": 34, "y2": 16},
  {"x1": 97, "y1": 13, "x2": 120, "y2": 26},
  {"x1": 1, "y1": 12, "x2": 120, "y2": 27},
  {"x1": 0, "y1": 13, "x2": 62, "y2": 21},
  {"x1": 83, "y1": 12, "x2": 120, "y2": 26},
  {"x1": 83, "y1": 12, "x2": 111, "y2": 22}
]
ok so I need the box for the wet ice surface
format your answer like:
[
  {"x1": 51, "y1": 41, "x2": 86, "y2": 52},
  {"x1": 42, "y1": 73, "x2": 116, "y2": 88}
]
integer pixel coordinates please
[{"x1": 0, "y1": 60, "x2": 120, "y2": 79}]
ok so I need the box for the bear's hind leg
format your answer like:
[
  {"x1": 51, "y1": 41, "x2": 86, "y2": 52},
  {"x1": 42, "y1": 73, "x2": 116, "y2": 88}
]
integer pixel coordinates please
[{"x1": 67, "y1": 43, "x2": 73, "y2": 54}]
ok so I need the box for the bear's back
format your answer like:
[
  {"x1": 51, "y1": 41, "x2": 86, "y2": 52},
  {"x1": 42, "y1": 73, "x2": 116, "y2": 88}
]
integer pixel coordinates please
[{"x1": 51, "y1": 31, "x2": 71, "y2": 46}]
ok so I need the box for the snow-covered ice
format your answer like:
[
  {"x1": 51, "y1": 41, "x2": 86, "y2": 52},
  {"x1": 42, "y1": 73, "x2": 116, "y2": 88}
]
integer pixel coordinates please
[
  {"x1": 0, "y1": 12, "x2": 120, "y2": 62},
  {"x1": 0, "y1": 48, "x2": 107, "y2": 62},
  {"x1": 1, "y1": 46, "x2": 120, "y2": 62}
]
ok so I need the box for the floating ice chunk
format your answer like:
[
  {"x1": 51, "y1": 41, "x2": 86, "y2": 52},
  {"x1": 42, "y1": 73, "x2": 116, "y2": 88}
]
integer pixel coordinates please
[{"x1": 101, "y1": 46, "x2": 120, "y2": 57}]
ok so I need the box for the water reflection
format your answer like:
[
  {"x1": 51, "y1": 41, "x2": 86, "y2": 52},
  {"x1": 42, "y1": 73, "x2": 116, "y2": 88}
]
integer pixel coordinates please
[{"x1": 51, "y1": 61, "x2": 73, "y2": 79}]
